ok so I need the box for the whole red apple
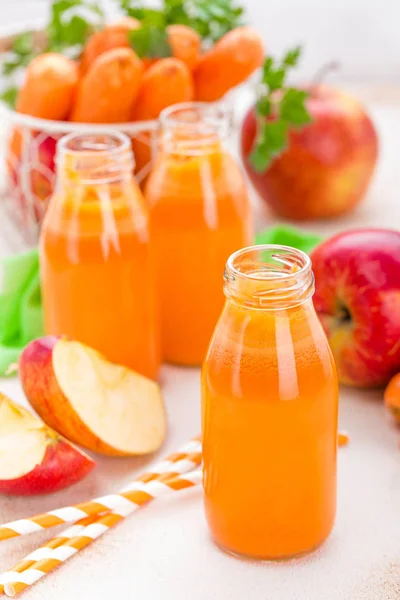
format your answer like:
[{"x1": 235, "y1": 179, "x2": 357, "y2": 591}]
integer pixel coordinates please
[
  {"x1": 241, "y1": 85, "x2": 379, "y2": 220},
  {"x1": 6, "y1": 128, "x2": 58, "y2": 227},
  {"x1": 311, "y1": 228, "x2": 400, "y2": 387}
]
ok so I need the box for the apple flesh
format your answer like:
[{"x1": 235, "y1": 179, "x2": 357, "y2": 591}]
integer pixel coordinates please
[
  {"x1": 240, "y1": 85, "x2": 378, "y2": 220},
  {"x1": 19, "y1": 337, "x2": 167, "y2": 456},
  {"x1": 311, "y1": 228, "x2": 400, "y2": 387},
  {"x1": 0, "y1": 393, "x2": 95, "y2": 495}
]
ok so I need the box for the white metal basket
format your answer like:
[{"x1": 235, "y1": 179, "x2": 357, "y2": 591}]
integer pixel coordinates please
[{"x1": 0, "y1": 107, "x2": 161, "y2": 245}]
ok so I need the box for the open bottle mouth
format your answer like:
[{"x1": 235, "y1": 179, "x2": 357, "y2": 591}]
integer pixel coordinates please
[
  {"x1": 57, "y1": 131, "x2": 135, "y2": 184},
  {"x1": 159, "y1": 102, "x2": 232, "y2": 155},
  {"x1": 224, "y1": 245, "x2": 314, "y2": 309}
]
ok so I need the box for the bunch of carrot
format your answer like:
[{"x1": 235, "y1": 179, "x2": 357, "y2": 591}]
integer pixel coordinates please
[{"x1": 15, "y1": 18, "x2": 264, "y2": 124}]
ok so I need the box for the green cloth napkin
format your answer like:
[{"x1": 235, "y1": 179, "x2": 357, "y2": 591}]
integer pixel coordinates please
[
  {"x1": 255, "y1": 224, "x2": 322, "y2": 254},
  {"x1": 0, "y1": 249, "x2": 43, "y2": 376}
]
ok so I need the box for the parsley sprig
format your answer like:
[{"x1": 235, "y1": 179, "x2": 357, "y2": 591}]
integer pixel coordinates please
[
  {"x1": 164, "y1": 0, "x2": 244, "y2": 42},
  {"x1": 122, "y1": 0, "x2": 244, "y2": 58},
  {"x1": 250, "y1": 47, "x2": 312, "y2": 173}
]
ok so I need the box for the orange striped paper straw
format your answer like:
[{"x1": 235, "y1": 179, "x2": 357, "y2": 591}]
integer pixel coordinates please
[
  {"x1": 0, "y1": 436, "x2": 202, "y2": 542},
  {"x1": 1, "y1": 469, "x2": 202, "y2": 597},
  {"x1": 0, "y1": 515, "x2": 98, "y2": 596}
]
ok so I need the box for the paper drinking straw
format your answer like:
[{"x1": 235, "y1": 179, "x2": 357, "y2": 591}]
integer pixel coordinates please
[
  {"x1": 2, "y1": 470, "x2": 202, "y2": 597},
  {"x1": 338, "y1": 431, "x2": 350, "y2": 446},
  {"x1": 0, "y1": 436, "x2": 202, "y2": 542},
  {"x1": 0, "y1": 515, "x2": 99, "y2": 595}
]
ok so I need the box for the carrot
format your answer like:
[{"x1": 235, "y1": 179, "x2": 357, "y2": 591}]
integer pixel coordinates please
[
  {"x1": 80, "y1": 17, "x2": 141, "y2": 75},
  {"x1": 131, "y1": 57, "x2": 194, "y2": 121},
  {"x1": 142, "y1": 58, "x2": 159, "y2": 71},
  {"x1": 384, "y1": 373, "x2": 400, "y2": 424},
  {"x1": 130, "y1": 58, "x2": 194, "y2": 184},
  {"x1": 167, "y1": 25, "x2": 201, "y2": 70},
  {"x1": 338, "y1": 432, "x2": 350, "y2": 447},
  {"x1": 16, "y1": 53, "x2": 79, "y2": 120},
  {"x1": 70, "y1": 47, "x2": 144, "y2": 123},
  {"x1": 194, "y1": 26, "x2": 264, "y2": 101}
]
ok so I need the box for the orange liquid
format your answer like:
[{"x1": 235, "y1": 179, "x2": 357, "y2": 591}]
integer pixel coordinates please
[
  {"x1": 202, "y1": 299, "x2": 338, "y2": 559},
  {"x1": 40, "y1": 179, "x2": 160, "y2": 379},
  {"x1": 145, "y1": 145, "x2": 253, "y2": 365}
]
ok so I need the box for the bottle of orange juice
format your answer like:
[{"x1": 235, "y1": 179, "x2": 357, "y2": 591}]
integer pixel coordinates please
[
  {"x1": 145, "y1": 102, "x2": 253, "y2": 366},
  {"x1": 40, "y1": 131, "x2": 160, "y2": 380},
  {"x1": 202, "y1": 245, "x2": 338, "y2": 559}
]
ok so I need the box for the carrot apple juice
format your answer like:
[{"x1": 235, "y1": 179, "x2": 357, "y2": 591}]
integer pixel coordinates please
[
  {"x1": 202, "y1": 245, "x2": 338, "y2": 559},
  {"x1": 40, "y1": 132, "x2": 160, "y2": 379},
  {"x1": 145, "y1": 103, "x2": 253, "y2": 366}
]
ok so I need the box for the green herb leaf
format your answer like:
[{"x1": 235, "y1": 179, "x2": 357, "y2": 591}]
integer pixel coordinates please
[
  {"x1": 280, "y1": 88, "x2": 312, "y2": 126},
  {"x1": 2, "y1": 58, "x2": 24, "y2": 76},
  {"x1": 129, "y1": 26, "x2": 172, "y2": 58},
  {"x1": 262, "y1": 120, "x2": 289, "y2": 154},
  {"x1": 12, "y1": 32, "x2": 35, "y2": 56},
  {"x1": 282, "y1": 46, "x2": 301, "y2": 67},
  {"x1": 250, "y1": 46, "x2": 312, "y2": 173},
  {"x1": 250, "y1": 121, "x2": 289, "y2": 172},
  {"x1": 121, "y1": 0, "x2": 245, "y2": 43},
  {"x1": 47, "y1": 0, "x2": 104, "y2": 53},
  {"x1": 249, "y1": 142, "x2": 271, "y2": 173},
  {"x1": 0, "y1": 86, "x2": 19, "y2": 109},
  {"x1": 263, "y1": 67, "x2": 285, "y2": 91},
  {"x1": 127, "y1": 7, "x2": 167, "y2": 28},
  {"x1": 256, "y1": 97, "x2": 271, "y2": 117}
]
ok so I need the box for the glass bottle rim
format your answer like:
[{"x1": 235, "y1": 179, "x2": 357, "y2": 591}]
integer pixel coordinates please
[
  {"x1": 159, "y1": 101, "x2": 232, "y2": 155},
  {"x1": 57, "y1": 130, "x2": 135, "y2": 184},
  {"x1": 224, "y1": 244, "x2": 314, "y2": 309},
  {"x1": 160, "y1": 101, "x2": 232, "y2": 129},
  {"x1": 226, "y1": 244, "x2": 312, "y2": 282}
]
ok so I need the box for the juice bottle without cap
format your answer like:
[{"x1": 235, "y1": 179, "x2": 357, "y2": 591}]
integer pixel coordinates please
[
  {"x1": 40, "y1": 131, "x2": 160, "y2": 380},
  {"x1": 202, "y1": 245, "x2": 338, "y2": 560},
  {"x1": 145, "y1": 102, "x2": 253, "y2": 366}
]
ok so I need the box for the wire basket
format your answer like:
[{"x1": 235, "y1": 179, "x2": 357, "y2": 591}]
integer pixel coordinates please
[
  {"x1": 0, "y1": 24, "x2": 256, "y2": 247},
  {"x1": 0, "y1": 107, "x2": 161, "y2": 246}
]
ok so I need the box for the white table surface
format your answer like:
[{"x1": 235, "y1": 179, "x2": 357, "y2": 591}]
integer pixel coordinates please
[{"x1": 1, "y1": 87, "x2": 400, "y2": 599}]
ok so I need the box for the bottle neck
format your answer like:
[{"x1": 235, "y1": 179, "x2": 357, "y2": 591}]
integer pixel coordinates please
[
  {"x1": 159, "y1": 101, "x2": 231, "y2": 157},
  {"x1": 224, "y1": 245, "x2": 315, "y2": 310},
  {"x1": 56, "y1": 131, "x2": 135, "y2": 190}
]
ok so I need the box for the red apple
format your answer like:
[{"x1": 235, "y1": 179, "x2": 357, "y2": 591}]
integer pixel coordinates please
[
  {"x1": 6, "y1": 129, "x2": 58, "y2": 226},
  {"x1": 311, "y1": 228, "x2": 400, "y2": 387},
  {"x1": 0, "y1": 392, "x2": 95, "y2": 495},
  {"x1": 241, "y1": 85, "x2": 378, "y2": 220}
]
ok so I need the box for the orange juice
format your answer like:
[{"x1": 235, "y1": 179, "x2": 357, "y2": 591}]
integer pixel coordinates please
[
  {"x1": 202, "y1": 245, "x2": 338, "y2": 559},
  {"x1": 145, "y1": 103, "x2": 253, "y2": 366},
  {"x1": 40, "y1": 132, "x2": 160, "y2": 379}
]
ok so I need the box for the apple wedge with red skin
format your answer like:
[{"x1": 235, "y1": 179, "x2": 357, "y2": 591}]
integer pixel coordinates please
[
  {"x1": 19, "y1": 336, "x2": 167, "y2": 456},
  {"x1": 311, "y1": 228, "x2": 400, "y2": 388},
  {"x1": 0, "y1": 393, "x2": 95, "y2": 495}
]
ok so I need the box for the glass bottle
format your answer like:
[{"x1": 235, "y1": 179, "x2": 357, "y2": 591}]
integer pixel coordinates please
[
  {"x1": 202, "y1": 245, "x2": 338, "y2": 559},
  {"x1": 40, "y1": 131, "x2": 160, "y2": 380},
  {"x1": 145, "y1": 102, "x2": 253, "y2": 366}
]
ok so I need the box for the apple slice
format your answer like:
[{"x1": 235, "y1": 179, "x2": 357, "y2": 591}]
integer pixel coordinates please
[
  {"x1": 19, "y1": 337, "x2": 167, "y2": 456},
  {"x1": 0, "y1": 393, "x2": 95, "y2": 495}
]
